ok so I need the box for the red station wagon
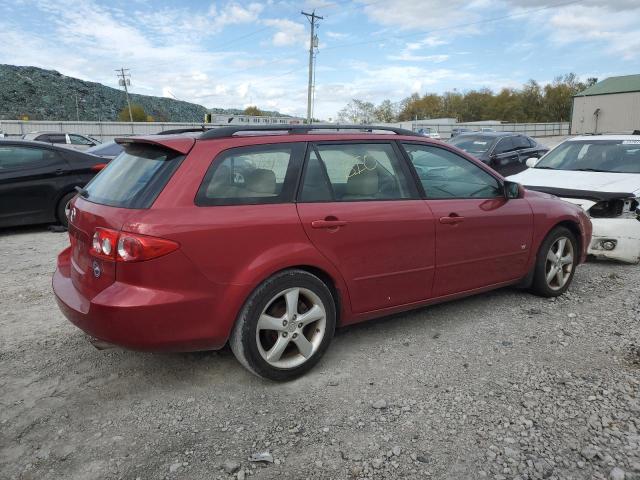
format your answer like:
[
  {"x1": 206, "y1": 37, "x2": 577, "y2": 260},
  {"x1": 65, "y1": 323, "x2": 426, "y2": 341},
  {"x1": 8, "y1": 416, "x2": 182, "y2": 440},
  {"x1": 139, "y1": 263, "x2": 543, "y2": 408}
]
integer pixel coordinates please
[{"x1": 53, "y1": 125, "x2": 592, "y2": 380}]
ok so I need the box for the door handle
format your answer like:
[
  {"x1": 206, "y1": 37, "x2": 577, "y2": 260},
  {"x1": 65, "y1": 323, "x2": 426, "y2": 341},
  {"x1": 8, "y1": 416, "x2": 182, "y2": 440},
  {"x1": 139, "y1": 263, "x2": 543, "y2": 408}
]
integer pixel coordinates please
[
  {"x1": 311, "y1": 219, "x2": 347, "y2": 229},
  {"x1": 439, "y1": 214, "x2": 464, "y2": 225}
]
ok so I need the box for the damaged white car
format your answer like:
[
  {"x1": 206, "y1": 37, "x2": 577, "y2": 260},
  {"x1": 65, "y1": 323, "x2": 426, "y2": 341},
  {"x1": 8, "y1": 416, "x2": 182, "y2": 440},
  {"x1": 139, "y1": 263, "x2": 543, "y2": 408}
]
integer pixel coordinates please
[{"x1": 508, "y1": 135, "x2": 640, "y2": 263}]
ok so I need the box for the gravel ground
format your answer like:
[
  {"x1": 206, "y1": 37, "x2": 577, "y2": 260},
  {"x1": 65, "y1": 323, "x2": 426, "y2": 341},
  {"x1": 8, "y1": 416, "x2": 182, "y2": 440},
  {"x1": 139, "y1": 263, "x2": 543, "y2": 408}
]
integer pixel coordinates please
[{"x1": 1, "y1": 226, "x2": 639, "y2": 480}]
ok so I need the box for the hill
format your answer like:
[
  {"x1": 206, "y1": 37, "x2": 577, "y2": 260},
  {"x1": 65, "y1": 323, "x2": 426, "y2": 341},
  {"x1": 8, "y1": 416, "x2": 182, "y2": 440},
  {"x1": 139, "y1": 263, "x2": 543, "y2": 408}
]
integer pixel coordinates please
[{"x1": 0, "y1": 65, "x2": 285, "y2": 122}]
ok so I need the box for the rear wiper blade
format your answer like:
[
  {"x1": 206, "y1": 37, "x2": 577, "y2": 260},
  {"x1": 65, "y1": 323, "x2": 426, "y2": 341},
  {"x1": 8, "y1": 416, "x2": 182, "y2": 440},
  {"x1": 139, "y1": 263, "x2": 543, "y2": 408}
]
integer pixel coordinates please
[
  {"x1": 573, "y1": 168, "x2": 609, "y2": 172},
  {"x1": 533, "y1": 166, "x2": 556, "y2": 170},
  {"x1": 74, "y1": 186, "x2": 89, "y2": 198}
]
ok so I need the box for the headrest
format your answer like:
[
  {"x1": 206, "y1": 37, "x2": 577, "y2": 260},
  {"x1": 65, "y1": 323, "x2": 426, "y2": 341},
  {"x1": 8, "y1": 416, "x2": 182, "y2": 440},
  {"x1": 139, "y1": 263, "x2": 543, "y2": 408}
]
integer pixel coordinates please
[
  {"x1": 245, "y1": 168, "x2": 276, "y2": 194},
  {"x1": 346, "y1": 164, "x2": 379, "y2": 196}
]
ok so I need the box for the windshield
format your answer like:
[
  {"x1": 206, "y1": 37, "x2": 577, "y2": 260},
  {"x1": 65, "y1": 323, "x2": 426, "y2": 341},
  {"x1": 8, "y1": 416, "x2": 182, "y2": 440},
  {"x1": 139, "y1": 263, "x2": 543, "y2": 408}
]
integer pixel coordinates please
[
  {"x1": 534, "y1": 140, "x2": 640, "y2": 174},
  {"x1": 84, "y1": 144, "x2": 183, "y2": 208},
  {"x1": 448, "y1": 135, "x2": 494, "y2": 155}
]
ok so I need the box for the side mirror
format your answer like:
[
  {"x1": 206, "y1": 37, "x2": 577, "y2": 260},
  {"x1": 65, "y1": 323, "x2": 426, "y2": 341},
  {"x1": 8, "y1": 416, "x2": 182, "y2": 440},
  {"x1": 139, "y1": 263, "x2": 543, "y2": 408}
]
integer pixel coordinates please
[
  {"x1": 503, "y1": 180, "x2": 521, "y2": 200},
  {"x1": 525, "y1": 157, "x2": 539, "y2": 168}
]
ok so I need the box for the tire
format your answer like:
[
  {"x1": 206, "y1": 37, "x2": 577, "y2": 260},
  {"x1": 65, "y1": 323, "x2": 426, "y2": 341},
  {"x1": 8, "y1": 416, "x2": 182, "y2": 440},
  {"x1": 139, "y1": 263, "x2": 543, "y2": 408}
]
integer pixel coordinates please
[
  {"x1": 230, "y1": 269, "x2": 336, "y2": 381},
  {"x1": 56, "y1": 191, "x2": 77, "y2": 228},
  {"x1": 530, "y1": 226, "x2": 578, "y2": 297}
]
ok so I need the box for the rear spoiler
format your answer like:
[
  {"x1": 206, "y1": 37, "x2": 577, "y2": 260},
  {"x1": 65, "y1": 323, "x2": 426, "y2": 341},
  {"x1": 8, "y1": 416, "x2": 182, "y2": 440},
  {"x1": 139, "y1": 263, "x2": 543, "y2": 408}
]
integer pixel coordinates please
[
  {"x1": 524, "y1": 185, "x2": 636, "y2": 202},
  {"x1": 114, "y1": 136, "x2": 195, "y2": 155}
]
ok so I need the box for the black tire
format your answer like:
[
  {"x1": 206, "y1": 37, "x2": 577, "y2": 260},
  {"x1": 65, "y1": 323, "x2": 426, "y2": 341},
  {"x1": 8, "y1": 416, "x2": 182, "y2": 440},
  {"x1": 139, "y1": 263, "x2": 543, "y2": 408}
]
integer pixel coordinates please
[
  {"x1": 56, "y1": 191, "x2": 77, "y2": 228},
  {"x1": 530, "y1": 226, "x2": 578, "y2": 297},
  {"x1": 229, "y1": 269, "x2": 336, "y2": 381}
]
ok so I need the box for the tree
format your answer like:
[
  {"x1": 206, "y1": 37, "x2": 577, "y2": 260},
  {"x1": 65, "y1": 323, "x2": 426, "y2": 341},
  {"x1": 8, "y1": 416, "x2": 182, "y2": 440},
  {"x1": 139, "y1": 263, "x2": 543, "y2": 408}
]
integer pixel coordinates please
[
  {"x1": 118, "y1": 104, "x2": 148, "y2": 122},
  {"x1": 337, "y1": 99, "x2": 376, "y2": 124},
  {"x1": 373, "y1": 99, "x2": 398, "y2": 123},
  {"x1": 244, "y1": 105, "x2": 262, "y2": 116}
]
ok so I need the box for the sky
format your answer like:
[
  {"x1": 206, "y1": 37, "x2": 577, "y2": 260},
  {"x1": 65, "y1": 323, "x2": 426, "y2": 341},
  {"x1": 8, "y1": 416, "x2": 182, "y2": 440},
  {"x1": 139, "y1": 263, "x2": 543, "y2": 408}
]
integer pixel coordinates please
[{"x1": 0, "y1": 0, "x2": 639, "y2": 120}]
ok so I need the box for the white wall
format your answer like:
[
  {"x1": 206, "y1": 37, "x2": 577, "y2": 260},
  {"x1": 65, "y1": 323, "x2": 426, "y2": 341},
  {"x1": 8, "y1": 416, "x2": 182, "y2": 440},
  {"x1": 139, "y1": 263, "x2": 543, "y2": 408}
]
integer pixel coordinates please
[{"x1": 571, "y1": 92, "x2": 640, "y2": 134}]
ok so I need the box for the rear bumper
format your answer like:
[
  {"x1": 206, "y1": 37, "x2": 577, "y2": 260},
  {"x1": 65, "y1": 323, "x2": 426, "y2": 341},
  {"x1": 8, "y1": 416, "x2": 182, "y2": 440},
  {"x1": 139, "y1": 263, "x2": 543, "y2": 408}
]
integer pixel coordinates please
[
  {"x1": 52, "y1": 247, "x2": 233, "y2": 351},
  {"x1": 588, "y1": 218, "x2": 640, "y2": 264}
]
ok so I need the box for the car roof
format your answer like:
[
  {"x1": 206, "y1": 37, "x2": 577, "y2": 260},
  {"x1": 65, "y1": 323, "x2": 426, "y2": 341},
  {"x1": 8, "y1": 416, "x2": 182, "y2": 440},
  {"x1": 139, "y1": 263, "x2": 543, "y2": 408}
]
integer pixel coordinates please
[
  {"x1": 0, "y1": 138, "x2": 96, "y2": 156},
  {"x1": 455, "y1": 131, "x2": 516, "y2": 138},
  {"x1": 116, "y1": 125, "x2": 430, "y2": 154},
  {"x1": 567, "y1": 135, "x2": 640, "y2": 141}
]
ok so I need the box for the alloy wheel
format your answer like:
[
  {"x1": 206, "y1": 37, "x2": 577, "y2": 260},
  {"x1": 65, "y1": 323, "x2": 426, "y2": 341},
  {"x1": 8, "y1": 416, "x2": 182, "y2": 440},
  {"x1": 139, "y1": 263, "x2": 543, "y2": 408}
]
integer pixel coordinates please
[
  {"x1": 255, "y1": 287, "x2": 327, "y2": 369},
  {"x1": 545, "y1": 236, "x2": 574, "y2": 290}
]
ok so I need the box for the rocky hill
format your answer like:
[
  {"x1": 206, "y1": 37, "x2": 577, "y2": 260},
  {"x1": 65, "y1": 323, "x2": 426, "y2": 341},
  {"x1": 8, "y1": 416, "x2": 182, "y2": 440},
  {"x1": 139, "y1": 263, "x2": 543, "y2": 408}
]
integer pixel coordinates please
[{"x1": 0, "y1": 65, "x2": 285, "y2": 122}]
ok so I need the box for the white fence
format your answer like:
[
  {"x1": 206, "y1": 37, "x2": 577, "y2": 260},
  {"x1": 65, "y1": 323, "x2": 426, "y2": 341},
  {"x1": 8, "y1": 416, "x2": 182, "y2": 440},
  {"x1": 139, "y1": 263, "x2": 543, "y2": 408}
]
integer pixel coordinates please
[
  {"x1": 0, "y1": 119, "x2": 571, "y2": 142},
  {"x1": 0, "y1": 120, "x2": 297, "y2": 141},
  {"x1": 394, "y1": 121, "x2": 570, "y2": 139}
]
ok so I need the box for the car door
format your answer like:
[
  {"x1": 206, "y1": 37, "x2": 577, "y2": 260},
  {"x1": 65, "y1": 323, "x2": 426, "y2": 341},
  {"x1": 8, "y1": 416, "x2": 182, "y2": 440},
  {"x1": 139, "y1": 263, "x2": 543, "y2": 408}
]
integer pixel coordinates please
[
  {"x1": 490, "y1": 136, "x2": 520, "y2": 173},
  {"x1": 296, "y1": 141, "x2": 436, "y2": 314},
  {"x1": 400, "y1": 142, "x2": 533, "y2": 298},
  {"x1": 0, "y1": 144, "x2": 68, "y2": 226}
]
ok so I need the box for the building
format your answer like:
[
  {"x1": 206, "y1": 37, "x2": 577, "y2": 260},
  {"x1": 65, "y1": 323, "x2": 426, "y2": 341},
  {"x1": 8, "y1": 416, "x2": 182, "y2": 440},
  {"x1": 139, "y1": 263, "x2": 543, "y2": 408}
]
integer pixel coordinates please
[
  {"x1": 209, "y1": 114, "x2": 303, "y2": 125},
  {"x1": 571, "y1": 74, "x2": 640, "y2": 134}
]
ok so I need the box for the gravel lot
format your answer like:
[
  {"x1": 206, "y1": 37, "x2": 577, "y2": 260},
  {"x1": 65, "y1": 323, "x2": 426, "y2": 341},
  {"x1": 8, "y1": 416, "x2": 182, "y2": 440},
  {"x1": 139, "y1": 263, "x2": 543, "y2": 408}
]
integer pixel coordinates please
[{"x1": 1, "y1": 226, "x2": 639, "y2": 480}]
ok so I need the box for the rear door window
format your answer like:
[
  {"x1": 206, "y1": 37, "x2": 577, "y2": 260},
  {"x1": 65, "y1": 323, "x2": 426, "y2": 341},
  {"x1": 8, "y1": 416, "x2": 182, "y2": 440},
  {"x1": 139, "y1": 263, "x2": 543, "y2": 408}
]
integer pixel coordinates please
[
  {"x1": 299, "y1": 143, "x2": 416, "y2": 202},
  {"x1": 0, "y1": 145, "x2": 62, "y2": 170},
  {"x1": 69, "y1": 134, "x2": 93, "y2": 145},
  {"x1": 84, "y1": 144, "x2": 183, "y2": 208},
  {"x1": 494, "y1": 137, "x2": 515, "y2": 154},
  {"x1": 196, "y1": 143, "x2": 305, "y2": 206}
]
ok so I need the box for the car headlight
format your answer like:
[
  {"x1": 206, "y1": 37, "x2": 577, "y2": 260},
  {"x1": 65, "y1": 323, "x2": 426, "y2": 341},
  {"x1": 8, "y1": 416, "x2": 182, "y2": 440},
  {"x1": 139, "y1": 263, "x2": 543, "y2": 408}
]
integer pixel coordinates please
[{"x1": 588, "y1": 197, "x2": 639, "y2": 220}]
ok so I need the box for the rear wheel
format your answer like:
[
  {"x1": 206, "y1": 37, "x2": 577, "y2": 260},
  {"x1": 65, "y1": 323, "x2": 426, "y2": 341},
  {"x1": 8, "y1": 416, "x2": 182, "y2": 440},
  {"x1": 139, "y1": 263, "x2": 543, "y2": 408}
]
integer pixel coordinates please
[
  {"x1": 230, "y1": 269, "x2": 336, "y2": 381},
  {"x1": 531, "y1": 226, "x2": 578, "y2": 297},
  {"x1": 56, "y1": 191, "x2": 77, "y2": 228}
]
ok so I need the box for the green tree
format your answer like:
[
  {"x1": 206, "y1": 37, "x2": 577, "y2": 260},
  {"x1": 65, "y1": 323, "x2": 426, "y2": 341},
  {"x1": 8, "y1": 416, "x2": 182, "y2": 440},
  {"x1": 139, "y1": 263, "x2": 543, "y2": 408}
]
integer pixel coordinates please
[
  {"x1": 337, "y1": 99, "x2": 376, "y2": 123},
  {"x1": 244, "y1": 105, "x2": 262, "y2": 116},
  {"x1": 373, "y1": 99, "x2": 398, "y2": 123},
  {"x1": 118, "y1": 104, "x2": 148, "y2": 122}
]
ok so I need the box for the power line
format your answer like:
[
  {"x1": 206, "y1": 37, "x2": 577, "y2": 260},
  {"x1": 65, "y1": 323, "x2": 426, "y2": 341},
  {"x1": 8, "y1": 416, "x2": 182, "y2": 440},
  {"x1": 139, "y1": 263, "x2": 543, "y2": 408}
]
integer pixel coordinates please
[
  {"x1": 302, "y1": 10, "x2": 322, "y2": 124},
  {"x1": 115, "y1": 68, "x2": 133, "y2": 122}
]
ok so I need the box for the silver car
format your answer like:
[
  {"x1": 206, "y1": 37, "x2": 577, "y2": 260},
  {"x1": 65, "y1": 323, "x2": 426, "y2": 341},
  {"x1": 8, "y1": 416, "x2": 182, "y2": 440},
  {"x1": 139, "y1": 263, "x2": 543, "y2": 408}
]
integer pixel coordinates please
[{"x1": 22, "y1": 131, "x2": 101, "y2": 151}]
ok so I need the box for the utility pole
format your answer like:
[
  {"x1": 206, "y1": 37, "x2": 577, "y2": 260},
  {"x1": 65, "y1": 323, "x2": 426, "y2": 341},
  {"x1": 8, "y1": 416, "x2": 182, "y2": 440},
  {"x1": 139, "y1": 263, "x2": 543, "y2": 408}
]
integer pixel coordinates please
[
  {"x1": 302, "y1": 10, "x2": 322, "y2": 125},
  {"x1": 116, "y1": 68, "x2": 133, "y2": 122},
  {"x1": 74, "y1": 93, "x2": 80, "y2": 121}
]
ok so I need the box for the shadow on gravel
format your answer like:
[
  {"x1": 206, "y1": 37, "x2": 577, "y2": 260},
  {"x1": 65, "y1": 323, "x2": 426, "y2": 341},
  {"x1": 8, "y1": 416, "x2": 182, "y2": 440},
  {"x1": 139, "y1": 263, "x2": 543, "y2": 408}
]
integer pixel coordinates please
[{"x1": 0, "y1": 223, "x2": 64, "y2": 237}]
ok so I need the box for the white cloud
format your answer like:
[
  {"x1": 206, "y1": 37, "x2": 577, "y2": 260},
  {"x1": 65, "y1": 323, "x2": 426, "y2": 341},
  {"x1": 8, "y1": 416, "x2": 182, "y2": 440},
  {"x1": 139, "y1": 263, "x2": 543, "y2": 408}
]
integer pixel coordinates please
[
  {"x1": 388, "y1": 53, "x2": 450, "y2": 62},
  {"x1": 264, "y1": 18, "x2": 307, "y2": 47}
]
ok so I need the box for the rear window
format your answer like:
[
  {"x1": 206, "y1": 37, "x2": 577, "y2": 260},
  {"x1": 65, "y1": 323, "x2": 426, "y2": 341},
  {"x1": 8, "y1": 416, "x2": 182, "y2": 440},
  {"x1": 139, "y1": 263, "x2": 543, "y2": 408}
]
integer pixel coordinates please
[{"x1": 84, "y1": 144, "x2": 183, "y2": 208}]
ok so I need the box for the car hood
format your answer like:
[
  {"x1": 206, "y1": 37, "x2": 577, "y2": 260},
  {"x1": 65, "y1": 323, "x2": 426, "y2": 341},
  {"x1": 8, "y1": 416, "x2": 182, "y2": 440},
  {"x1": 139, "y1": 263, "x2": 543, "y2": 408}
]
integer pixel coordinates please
[{"x1": 509, "y1": 168, "x2": 640, "y2": 196}]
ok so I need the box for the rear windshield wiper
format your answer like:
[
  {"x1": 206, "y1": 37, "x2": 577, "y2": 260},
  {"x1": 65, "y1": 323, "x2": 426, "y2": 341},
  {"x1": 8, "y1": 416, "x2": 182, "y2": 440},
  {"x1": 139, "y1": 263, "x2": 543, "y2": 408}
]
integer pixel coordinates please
[
  {"x1": 573, "y1": 168, "x2": 610, "y2": 172},
  {"x1": 75, "y1": 186, "x2": 89, "y2": 198},
  {"x1": 533, "y1": 166, "x2": 556, "y2": 170}
]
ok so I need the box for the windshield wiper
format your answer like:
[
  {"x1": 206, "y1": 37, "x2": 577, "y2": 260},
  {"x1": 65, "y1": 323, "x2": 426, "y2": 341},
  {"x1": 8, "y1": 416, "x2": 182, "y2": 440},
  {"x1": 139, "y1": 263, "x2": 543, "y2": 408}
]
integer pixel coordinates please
[
  {"x1": 75, "y1": 186, "x2": 89, "y2": 198},
  {"x1": 533, "y1": 166, "x2": 556, "y2": 170},
  {"x1": 573, "y1": 168, "x2": 609, "y2": 172}
]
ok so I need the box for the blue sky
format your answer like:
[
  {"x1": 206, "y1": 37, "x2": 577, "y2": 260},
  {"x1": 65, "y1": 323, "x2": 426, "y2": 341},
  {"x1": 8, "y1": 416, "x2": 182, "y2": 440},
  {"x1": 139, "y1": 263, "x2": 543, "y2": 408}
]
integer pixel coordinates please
[{"x1": 1, "y1": 0, "x2": 639, "y2": 119}]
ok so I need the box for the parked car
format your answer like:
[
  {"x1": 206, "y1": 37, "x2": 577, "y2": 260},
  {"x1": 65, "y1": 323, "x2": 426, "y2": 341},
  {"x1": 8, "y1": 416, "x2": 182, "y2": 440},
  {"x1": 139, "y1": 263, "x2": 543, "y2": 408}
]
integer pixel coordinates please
[
  {"x1": 417, "y1": 127, "x2": 441, "y2": 140},
  {"x1": 508, "y1": 135, "x2": 640, "y2": 263},
  {"x1": 86, "y1": 140, "x2": 124, "y2": 160},
  {"x1": 450, "y1": 127, "x2": 472, "y2": 138},
  {"x1": 0, "y1": 139, "x2": 107, "y2": 228},
  {"x1": 53, "y1": 125, "x2": 591, "y2": 381},
  {"x1": 480, "y1": 127, "x2": 496, "y2": 132},
  {"x1": 22, "y1": 131, "x2": 101, "y2": 151},
  {"x1": 448, "y1": 132, "x2": 548, "y2": 176}
]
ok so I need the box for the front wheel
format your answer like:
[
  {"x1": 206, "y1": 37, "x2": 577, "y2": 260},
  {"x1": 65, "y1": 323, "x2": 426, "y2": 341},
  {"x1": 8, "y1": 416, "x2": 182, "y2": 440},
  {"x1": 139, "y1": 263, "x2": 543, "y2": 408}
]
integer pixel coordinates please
[
  {"x1": 229, "y1": 270, "x2": 336, "y2": 381},
  {"x1": 531, "y1": 226, "x2": 578, "y2": 297}
]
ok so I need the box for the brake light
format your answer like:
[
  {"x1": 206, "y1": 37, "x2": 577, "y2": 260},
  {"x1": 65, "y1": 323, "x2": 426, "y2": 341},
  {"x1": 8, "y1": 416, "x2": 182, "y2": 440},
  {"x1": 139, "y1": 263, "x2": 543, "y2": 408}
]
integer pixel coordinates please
[
  {"x1": 91, "y1": 163, "x2": 107, "y2": 171},
  {"x1": 90, "y1": 228, "x2": 179, "y2": 262}
]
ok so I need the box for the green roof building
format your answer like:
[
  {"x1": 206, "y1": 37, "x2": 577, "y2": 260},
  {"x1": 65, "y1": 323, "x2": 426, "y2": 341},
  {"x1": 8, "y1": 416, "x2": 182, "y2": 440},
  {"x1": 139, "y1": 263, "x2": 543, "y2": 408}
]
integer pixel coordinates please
[{"x1": 571, "y1": 74, "x2": 640, "y2": 134}]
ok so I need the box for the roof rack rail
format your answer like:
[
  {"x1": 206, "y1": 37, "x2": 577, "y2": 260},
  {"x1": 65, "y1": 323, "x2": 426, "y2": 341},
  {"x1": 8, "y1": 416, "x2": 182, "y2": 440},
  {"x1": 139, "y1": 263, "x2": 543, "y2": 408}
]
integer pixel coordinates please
[
  {"x1": 199, "y1": 124, "x2": 419, "y2": 140},
  {"x1": 157, "y1": 126, "x2": 210, "y2": 135}
]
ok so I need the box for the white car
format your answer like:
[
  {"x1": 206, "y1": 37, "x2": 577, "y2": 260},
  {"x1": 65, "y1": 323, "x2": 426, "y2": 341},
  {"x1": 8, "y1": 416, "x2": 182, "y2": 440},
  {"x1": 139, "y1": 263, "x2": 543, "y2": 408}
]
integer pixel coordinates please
[
  {"x1": 508, "y1": 135, "x2": 640, "y2": 263},
  {"x1": 417, "y1": 127, "x2": 441, "y2": 140}
]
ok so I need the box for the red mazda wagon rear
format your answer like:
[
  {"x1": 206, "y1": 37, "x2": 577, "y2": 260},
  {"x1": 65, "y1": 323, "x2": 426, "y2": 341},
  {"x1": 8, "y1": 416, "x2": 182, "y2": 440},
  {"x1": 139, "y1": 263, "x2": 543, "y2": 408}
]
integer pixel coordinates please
[{"x1": 53, "y1": 125, "x2": 591, "y2": 380}]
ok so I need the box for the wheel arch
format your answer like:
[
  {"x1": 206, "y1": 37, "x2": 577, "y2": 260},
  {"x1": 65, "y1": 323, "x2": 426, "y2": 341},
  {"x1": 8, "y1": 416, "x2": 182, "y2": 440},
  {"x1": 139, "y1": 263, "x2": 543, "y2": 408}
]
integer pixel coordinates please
[{"x1": 549, "y1": 219, "x2": 583, "y2": 256}]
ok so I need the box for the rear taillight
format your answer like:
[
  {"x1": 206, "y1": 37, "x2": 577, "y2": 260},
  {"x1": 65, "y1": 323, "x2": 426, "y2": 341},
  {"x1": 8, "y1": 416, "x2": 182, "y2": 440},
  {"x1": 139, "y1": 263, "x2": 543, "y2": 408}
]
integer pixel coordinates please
[
  {"x1": 91, "y1": 163, "x2": 107, "y2": 171},
  {"x1": 90, "y1": 228, "x2": 178, "y2": 262}
]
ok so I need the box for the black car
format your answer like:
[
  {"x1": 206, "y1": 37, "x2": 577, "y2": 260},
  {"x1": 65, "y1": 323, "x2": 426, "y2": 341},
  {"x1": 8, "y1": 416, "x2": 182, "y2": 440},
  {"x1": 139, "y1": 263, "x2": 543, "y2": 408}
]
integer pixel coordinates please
[
  {"x1": 450, "y1": 127, "x2": 472, "y2": 138},
  {"x1": 0, "y1": 140, "x2": 107, "y2": 228},
  {"x1": 86, "y1": 140, "x2": 124, "y2": 160},
  {"x1": 447, "y1": 132, "x2": 548, "y2": 176}
]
